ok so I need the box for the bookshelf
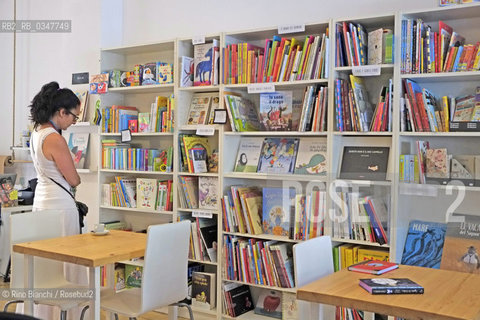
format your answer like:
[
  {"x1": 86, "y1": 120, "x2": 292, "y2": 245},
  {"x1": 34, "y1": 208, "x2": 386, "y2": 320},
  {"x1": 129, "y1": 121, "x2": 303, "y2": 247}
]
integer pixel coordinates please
[{"x1": 94, "y1": 4, "x2": 480, "y2": 319}]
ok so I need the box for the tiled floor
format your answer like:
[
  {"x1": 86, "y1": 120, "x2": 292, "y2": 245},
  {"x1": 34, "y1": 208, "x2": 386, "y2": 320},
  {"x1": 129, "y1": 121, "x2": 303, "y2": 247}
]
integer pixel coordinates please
[{"x1": 0, "y1": 278, "x2": 185, "y2": 320}]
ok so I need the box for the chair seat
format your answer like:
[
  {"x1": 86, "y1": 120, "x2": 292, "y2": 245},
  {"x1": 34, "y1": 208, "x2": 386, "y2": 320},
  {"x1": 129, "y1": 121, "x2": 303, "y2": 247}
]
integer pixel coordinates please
[
  {"x1": 34, "y1": 282, "x2": 90, "y2": 310},
  {"x1": 100, "y1": 288, "x2": 142, "y2": 317}
]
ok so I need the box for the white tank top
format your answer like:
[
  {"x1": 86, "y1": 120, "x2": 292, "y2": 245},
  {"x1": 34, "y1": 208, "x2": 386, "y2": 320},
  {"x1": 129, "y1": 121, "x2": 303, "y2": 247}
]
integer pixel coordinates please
[{"x1": 30, "y1": 127, "x2": 76, "y2": 209}]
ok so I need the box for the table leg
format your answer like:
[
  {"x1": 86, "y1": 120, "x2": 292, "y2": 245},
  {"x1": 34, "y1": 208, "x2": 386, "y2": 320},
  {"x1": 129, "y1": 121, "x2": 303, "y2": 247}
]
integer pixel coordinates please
[
  {"x1": 23, "y1": 254, "x2": 34, "y2": 315},
  {"x1": 105, "y1": 264, "x2": 115, "y2": 320},
  {"x1": 88, "y1": 266, "x2": 100, "y2": 320},
  {"x1": 168, "y1": 305, "x2": 178, "y2": 320}
]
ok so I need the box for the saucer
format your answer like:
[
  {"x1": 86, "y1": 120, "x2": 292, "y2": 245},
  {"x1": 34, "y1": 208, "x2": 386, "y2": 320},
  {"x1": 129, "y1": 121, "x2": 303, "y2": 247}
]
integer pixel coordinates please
[{"x1": 91, "y1": 230, "x2": 110, "y2": 236}]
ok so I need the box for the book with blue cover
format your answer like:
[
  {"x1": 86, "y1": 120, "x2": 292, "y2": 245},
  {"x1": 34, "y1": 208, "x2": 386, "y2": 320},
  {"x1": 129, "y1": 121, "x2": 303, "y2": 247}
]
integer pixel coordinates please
[
  {"x1": 257, "y1": 138, "x2": 299, "y2": 174},
  {"x1": 401, "y1": 220, "x2": 447, "y2": 269},
  {"x1": 262, "y1": 188, "x2": 296, "y2": 237}
]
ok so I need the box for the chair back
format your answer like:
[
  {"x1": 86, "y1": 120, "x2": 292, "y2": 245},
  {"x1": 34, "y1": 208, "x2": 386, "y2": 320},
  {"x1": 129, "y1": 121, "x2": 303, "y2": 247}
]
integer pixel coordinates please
[
  {"x1": 10, "y1": 210, "x2": 66, "y2": 289},
  {"x1": 140, "y1": 221, "x2": 190, "y2": 313},
  {"x1": 293, "y1": 235, "x2": 335, "y2": 320}
]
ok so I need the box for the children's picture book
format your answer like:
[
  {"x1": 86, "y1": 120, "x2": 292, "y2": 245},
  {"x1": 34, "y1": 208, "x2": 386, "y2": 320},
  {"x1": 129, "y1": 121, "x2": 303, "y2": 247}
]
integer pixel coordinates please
[
  {"x1": 281, "y1": 292, "x2": 298, "y2": 320},
  {"x1": 425, "y1": 148, "x2": 449, "y2": 179},
  {"x1": 180, "y1": 56, "x2": 194, "y2": 87},
  {"x1": 182, "y1": 135, "x2": 212, "y2": 173},
  {"x1": 74, "y1": 90, "x2": 89, "y2": 122},
  {"x1": 339, "y1": 146, "x2": 390, "y2": 181},
  {"x1": 441, "y1": 213, "x2": 480, "y2": 274},
  {"x1": 207, "y1": 95, "x2": 220, "y2": 125},
  {"x1": 194, "y1": 42, "x2": 215, "y2": 86},
  {"x1": 359, "y1": 278, "x2": 424, "y2": 294},
  {"x1": 294, "y1": 138, "x2": 327, "y2": 175},
  {"x1": 262, "y1": 187, "x2": 296, "y2": 237},
  {"x1": 89, "y1": 73, "x2": 109, "y2": 94},
  {"x1": 224, "y1": 94, "x2": 263, "y2": 131},
  {"x1": 138, "y1": 113, "x2": 151, "y2": 133},
  {"x1": 191, "y1": 272, "x2": 216, "y2": 310},
  {"x1": 368, "y1": 28, "x2": 383, "y2": 65},
  {"x1": 141, "y1": 62, "x2": 157, "y2": 85},
  {"x1": 157, "y1": 62, "x2": 173, "y2": 84},
  {"x1": 254, "y1": 289, "x2": 282, "y2": 319},
  {"x1": 125, "y1": 263, "x2": 143, "y2": 288},
  {"x1": 257, "y1": 138, "x2": 299, "y2": 174},
  {"x1": 401, "y1": 220, "x2": 447, "y2": 269},
  {"x1": 114, "y1": 264, "x2": 125, "y2": 291},
  {"x1": 136, "y1": 178, "x2": 158, "y2": 209},
  {"x1": 347, "y1": 259, "x2": 398, "y2": 275},
  {"x1": 223, "y1": 282, "x2": 254, "y2": 317},
  {"x1": 187, "y1": 93, "x2": 211, "y2": 125},
  {"x1": 67, "y1": 132, "x2": 89, "y2": 169},
  {"x1": 234, "y1": 137, "x2": 264, "y2": 172},
  {"x1": 190, "y1": 148, "x2": 208, "y2": 173},
  {"x1": 198, "y1": 176, "x2": 218, "y2": 210},
  {"x1": 259, "y1": 91, "x2": 293, "y2": 131}
]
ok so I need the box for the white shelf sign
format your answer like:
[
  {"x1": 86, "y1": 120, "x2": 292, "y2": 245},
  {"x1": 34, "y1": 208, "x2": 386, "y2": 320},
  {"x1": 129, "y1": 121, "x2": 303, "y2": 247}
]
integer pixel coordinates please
[
  {"x1": 247, "y1": 83, "x2": 275, "y2": 94},
  {"x1": 196, "y1": 126, "x2": 215, "y2": 136},
  {"x1": 192, "y1": 35, "x2": 206, "y2": 45},
  {"x1": 278, "y1": 24, "x2": 305, "y2": 34},
  {"x1": 192, "y1": 211, "x2": 213, "y2": 219},
  {"x1": 352, "y1": 65, "x2": 381, "y2": 76}
]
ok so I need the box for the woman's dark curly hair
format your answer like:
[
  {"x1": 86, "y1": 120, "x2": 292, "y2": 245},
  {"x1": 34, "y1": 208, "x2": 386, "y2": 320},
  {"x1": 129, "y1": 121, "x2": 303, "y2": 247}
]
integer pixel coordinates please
[{"x1": 29, "y1": 81, "x2": 80, "y2": 128}]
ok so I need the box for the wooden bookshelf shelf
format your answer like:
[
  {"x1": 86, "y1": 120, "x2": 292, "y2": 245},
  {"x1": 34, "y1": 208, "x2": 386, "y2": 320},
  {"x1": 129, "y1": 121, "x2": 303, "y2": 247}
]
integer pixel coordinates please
[{"x1": 100, "y1": 205, "x2": 174, "y2": 215}]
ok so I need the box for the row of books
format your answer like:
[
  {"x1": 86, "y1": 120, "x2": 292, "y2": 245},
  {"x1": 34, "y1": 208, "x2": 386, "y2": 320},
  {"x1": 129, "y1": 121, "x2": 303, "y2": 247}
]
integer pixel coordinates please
[
  {"x1": 335, "y1": 76, "x2": 393, "y2": 132},
  {"x1": 332, "y1": 193, "x2": 389, "y2": 245},
  {"x1": 223, "y1": 235, "x2": 294, "y2": 288},
  {"x1": 402, "y1": 82, "x2": 480, "y2": 132},
  {"x1": 177, "y1": 176, "x2": 218, "y2": 210},
  {"x1": 401, "y1": 19, "x2": 480, "y2": 74},
  {"x1": 180, "y1": 40, "x2": 220, "y2": 87},
  {"x1": 179, "y1": 216, "x2": 218, "y2": 263},
  {"x1": 334, "y1": 244, "x2": 389, "y2": 271},
  {"x1": 222, "y1": 34, "x2": 330, "y2": 85},
  {"x1": 186, "y1": 92, "x2": 219, "y2": 125},
  {"x1": 178, "y1": 134, "x2": 215, "y2": 173},
  {"x1": 440, "y1": 0, "x2": 480, "y2": 5},
  {"x1": 234, "y1": 137, "x2": 327, "y2": 176},
  {"x1": 101, "y1": 141, "x2": 173, "y2": 172},
  {"x1": 107, "y1": 62, "x2": 173, "y2": 88},
  {"x1": 336, "y1": 22, "x2": 394, "y2": 67},
  {"x1": 101, "y1": 178, "x2": 173, "y2": 211},
  {"x1": 221, "y1": 186, "x2": 327, "y2": 241},
  {"x1": 224, "y1": 86, "x2": 327, "y2": 132}
]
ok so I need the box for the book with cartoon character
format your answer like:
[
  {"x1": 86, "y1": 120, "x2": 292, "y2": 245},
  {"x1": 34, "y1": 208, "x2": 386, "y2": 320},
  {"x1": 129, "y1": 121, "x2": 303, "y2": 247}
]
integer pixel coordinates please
[
  {"x1": 141, "y1": 62, "x2": 157, "y2": 85},
  {"x1": 259, "y1": 91, "x2": 293, "y2": 131},
  {"x1": 234, "y1": 137, "x2": 264, "y2": 172},
  {"x1": 191, "y1": 271, "x2": 216, "y2": 309},
  {"x1": 66, "y1": 132, "x2": 89, "y2": 169},
  {"x1": 257, "y1": 138, "x2": 299, "y2": 174},
  {"x1": 441, "y1": 213, "x2": 480, "y2": 274},
  {"x1": 262, "y1": 187, "x2": 296, "y2": 237},
  {"x1": 294, "y1": 137, "x2": 327, "y2": 175},
  {"x1": 194, "y1": 41, "x2": 216, "y2": 86}
]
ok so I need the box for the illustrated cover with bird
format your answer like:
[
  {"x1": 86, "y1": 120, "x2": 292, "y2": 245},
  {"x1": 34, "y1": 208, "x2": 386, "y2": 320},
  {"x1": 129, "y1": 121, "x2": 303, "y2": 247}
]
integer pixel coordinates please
[
  {"x1": 401, "y1": 220, "x2": 447, "y2": 269},
  {"x1": 441, "y1": 213, "x2": 480, "y2": 274},
  {"x1": 294, "y1": 137, "x2": 327, "y2": 175}
]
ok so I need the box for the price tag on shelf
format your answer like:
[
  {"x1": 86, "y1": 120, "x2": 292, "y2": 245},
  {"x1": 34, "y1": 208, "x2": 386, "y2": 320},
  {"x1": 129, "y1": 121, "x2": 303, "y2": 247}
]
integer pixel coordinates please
[
  {"x1": 352, "y1": 65, "x2": 381, "y2": 76},
  {"x1": 278, "y1": 24, "x2": 305, "y2": 34},
  {"x1": 196, "y1": 126, "x2": 215, "y2": 136},
  {"x1": 192, "y1": 211, "x2": 213, "y2": 219},
  {"x1": 192, "y1": 35, "x2": 206, "y2": 45},
  {"x1": 247, "y1": 83, "x2": 275, "y2": 94}
]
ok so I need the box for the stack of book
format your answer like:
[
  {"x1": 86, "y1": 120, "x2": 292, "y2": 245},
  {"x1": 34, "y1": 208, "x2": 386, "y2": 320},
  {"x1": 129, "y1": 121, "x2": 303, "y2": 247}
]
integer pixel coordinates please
[
  {"x1": 177, "y1": 176, "x2": 218, "y2": 210},
  {"x1": 179, "y1": 215, "x2": 217, "y2": 263}
]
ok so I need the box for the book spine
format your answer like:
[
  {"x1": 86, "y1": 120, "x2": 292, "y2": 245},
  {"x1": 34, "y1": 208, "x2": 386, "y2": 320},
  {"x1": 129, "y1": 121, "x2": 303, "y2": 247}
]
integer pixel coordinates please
[{"x1": 371, "y1": 288, "x2": 424, "y2": 294}]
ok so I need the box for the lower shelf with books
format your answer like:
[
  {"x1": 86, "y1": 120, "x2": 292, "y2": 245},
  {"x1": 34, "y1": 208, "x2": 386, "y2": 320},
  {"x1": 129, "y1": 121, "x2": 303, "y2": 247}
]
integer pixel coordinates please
[{"x1": 100, "y1": 205, "x2": 174, "y2": 215}]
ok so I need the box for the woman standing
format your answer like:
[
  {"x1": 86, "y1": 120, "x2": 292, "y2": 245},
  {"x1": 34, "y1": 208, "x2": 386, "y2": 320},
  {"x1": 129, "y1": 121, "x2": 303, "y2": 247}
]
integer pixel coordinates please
[{"x1": 27, "y1": 81, "x2": 87, "y2": 319}]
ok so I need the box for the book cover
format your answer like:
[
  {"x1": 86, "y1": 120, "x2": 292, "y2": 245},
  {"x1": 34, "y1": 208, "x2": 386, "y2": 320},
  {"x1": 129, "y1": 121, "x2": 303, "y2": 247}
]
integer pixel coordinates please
[
  {"x1": 348, "y1": 259, "x2": 398, "y2": 275},
  {"x1": 339, "y1": 146, "x2": 390, "y2": 181},
  {"x1": 182, "y1": 136, "x2": 212, "y2": 173},
  {"x1": 357, "y1": 248, "x2": 389, "y2": 262},
  {"x1": 114, "y1": 264, "x2": 126, "y2": 291},
  {"x1": 234, "y1": 137, "x2": 264, "y2": 172},
  {"x1": 194, "y1": 42, "x2": 214, "y2": 86},
  {"x1": 136, "y1": 178, "x2": 158, "y2": 209},
  {"x1": 74, "y1": 90, "x2": 89, "y2": 122},
  {"x1": 254, "y1": 289, "x2": 282, "y2": 319},
  {"x1": 262, "y1": 187, "x2": 296, "y2": 237},
  {"x1": 257, "y1": 138, "x2": 299, "y2": 174},
  {"x1": 156, "y1": 62, "x2": 173, "y2": 84},
  {"x1": 281, "y1": 292, "x2": 298, "y2": 320},
  {"x1": 223, "y1": 282, "x2": 254, "y2": 317},
  {"x1": 180, "y1": 56, "x2": 194, "y2": 87},
  {"x1": 67, "y1": 132, "x2": 89, "y2": 169},
  {"x1": 141, "y1": 62, "x2": 157, "y2": 85},
  {"x1": 125, "y1": 264, "x2": 143, "y2": 288},
  {"x1": 198, "y1": 176, "x2": 218, "y2": 210},
  {"x1": 401, "y1": 220, "x2": 447, "y2": 269},
  {"x1": 294, "y1": 137, "x2": 327, "y2": 175},
  {"x1": 359, "y1": 278, "x2": 424, "y2": 294},
  {"x1": 138, "y1": 113, "x2": 150, "y2": 133},
  {"x1": 190, "y1": 148, "x2": 208, "y2": 173},
  {"x1": 225, "y1": 94, "x2": 263, "y2": 132},
  {"x1": 207, "y1": 95, "x2": 220, "y2": 125},
  {"x1": 198, "y1": 219, "x2": 218, "y2": 262},
  {"x1": 259, "y1": 91, "x2": 293, "y2": 131},
  {"x1": 441, "y1": 213, "x2": 480, "y2": 274},
  {"x1": 426, "y1": 148, "x2": 449, "y2": 179},
  {"x1": 368, "y1": 28, "x2": 383, "y2": 65},
  {"x1": 191, "y1": 271, "x2": 216, "y2": 310},
  {"x1": 187, "y1": 93, "x2": 211, "y2": 125}
]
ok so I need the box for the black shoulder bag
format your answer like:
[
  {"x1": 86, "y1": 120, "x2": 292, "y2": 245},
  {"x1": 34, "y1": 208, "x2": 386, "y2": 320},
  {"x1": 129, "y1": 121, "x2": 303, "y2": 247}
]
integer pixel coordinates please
[{"x1": 49, "y1": 178, "x2": 88, "y2": 234}]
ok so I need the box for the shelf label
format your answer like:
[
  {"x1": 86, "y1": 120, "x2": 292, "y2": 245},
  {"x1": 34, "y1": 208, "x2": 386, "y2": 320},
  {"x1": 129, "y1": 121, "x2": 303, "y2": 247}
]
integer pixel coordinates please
[
  {"x1": 192, "y1": 211, "x2": 213, "y2": 219},
  {"x1": 247, "y1": 83, "x2": 275, "y2": 94},
  {"x1": 192, "y1": 35, "x2": 205, "y2": 45},
  {"x1": 278, "y1": 24, "x2": 305, "y2": 34},
  {"x1": 196, "y1": 126, "x2": 215, "y2": 136},
  {"x1": 352, "y1": 65, "x2": 381, "y2": 76}
]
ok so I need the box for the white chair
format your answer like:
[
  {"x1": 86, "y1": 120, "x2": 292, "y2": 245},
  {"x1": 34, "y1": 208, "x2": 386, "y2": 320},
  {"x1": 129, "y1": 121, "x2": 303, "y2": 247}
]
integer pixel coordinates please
[
  {"x1": 293, "y1": 235, "x2": 336, "y2": 320},
  {"x1": 100, "y1": 221, "x2": 194, "y2": 320},
  {"x1": 6, "y1": 211, "x2": 89, "y2": 320}
]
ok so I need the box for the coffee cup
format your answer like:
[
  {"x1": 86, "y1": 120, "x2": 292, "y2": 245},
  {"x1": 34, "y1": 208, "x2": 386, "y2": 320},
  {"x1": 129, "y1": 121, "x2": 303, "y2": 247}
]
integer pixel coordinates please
[{"x1": 93, "y1": 223, "x2": 105, "y2": 233}]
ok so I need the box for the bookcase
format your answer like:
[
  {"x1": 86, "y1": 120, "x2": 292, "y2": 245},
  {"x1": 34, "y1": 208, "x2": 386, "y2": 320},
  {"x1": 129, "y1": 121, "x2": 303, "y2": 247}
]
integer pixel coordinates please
[{"x1": 94, "y1": 3, "x2": 480, "y2": 319}]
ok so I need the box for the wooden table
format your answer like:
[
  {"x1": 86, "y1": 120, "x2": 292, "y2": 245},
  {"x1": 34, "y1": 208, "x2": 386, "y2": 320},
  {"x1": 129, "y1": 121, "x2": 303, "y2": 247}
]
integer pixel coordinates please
[
  {"x1": 297, "y1": 265, "x2": 480, "y2": 320},
  {"x1": 13, "y1": 230, "x2": 147, "y2": 320}
]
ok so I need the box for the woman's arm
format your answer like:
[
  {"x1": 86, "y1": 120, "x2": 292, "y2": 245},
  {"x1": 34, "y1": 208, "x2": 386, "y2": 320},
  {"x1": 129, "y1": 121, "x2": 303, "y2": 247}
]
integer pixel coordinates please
[{"x1": 42, "y1": 133, "x2": 81, "y2": 187}]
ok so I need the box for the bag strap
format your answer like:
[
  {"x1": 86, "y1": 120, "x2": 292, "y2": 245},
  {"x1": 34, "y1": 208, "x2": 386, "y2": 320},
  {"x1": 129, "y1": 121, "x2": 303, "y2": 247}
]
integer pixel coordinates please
[{"x1": 49, "y1": 177, "x2": 75, "y2": 200}]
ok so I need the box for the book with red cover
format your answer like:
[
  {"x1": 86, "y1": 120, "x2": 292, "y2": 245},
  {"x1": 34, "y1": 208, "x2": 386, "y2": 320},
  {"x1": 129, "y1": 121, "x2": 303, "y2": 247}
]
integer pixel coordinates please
[{"x1": 348, "y1": 259, "x2": 398, "y2": 275}]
